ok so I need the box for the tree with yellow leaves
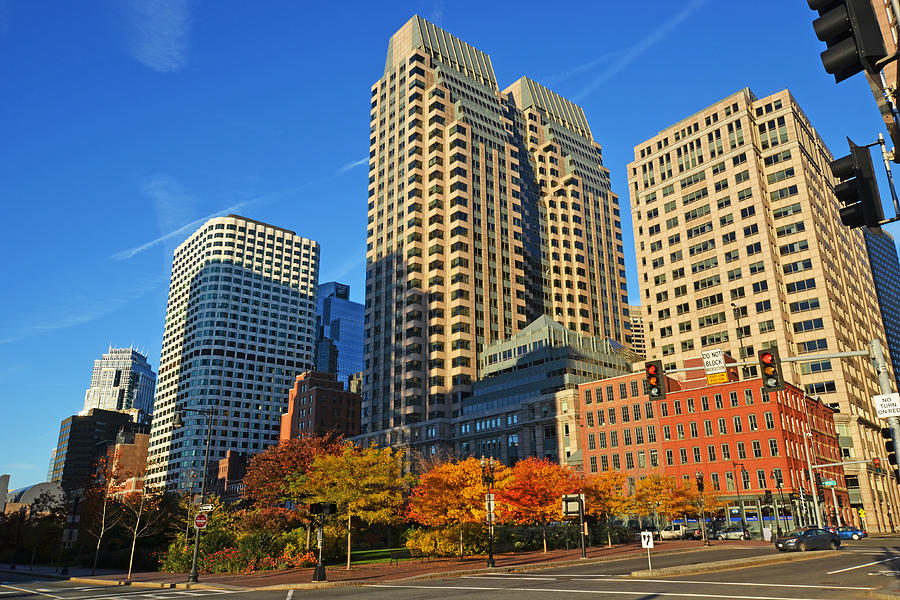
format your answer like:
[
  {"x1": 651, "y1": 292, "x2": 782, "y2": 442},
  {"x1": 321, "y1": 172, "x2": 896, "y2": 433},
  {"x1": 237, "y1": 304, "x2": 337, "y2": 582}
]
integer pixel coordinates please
[
  {"x1": 407, "y1": 457, "x2": 510, "y2": 557},
  {"x1": 299, "y1": 443, "x2": 409, "y2": 570},
  {"x1": 583, "y1": 471, "x2": 628, "y2": 547}
]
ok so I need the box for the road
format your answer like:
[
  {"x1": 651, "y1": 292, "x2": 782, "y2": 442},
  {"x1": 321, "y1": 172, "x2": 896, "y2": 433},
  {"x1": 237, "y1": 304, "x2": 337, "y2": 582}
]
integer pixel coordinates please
[{"x1": 3, "y1": 537, "x2": 900, "y2": 599}]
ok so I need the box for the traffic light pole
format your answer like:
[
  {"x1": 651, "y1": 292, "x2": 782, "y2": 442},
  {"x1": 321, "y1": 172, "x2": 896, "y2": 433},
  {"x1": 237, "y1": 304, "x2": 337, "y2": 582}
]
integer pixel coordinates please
[{"x1": 871, "y1": 340, "x2": 900, "y2": 474}]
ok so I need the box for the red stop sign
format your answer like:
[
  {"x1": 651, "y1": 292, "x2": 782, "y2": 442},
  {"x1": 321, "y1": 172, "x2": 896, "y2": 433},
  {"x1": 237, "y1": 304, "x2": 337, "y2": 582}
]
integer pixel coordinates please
[{"x1": 194, "y1": 513, "x2": 208, "y2": 529}]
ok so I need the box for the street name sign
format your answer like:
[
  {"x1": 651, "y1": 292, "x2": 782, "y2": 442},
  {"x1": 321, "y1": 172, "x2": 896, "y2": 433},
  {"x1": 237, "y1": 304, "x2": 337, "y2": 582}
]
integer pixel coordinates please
[
  {"x1": 874, "y1": 393, "x2": 900, "y2": 419},
  {"x1": 200, "y1": 504, "x2": 214, "y2": 512},
  {"x1": 822, "y1": 480, "x2": 836, "y2": 487},
  {"x1": 194, "y1": 513, "x2": 208, "y2": 529}
]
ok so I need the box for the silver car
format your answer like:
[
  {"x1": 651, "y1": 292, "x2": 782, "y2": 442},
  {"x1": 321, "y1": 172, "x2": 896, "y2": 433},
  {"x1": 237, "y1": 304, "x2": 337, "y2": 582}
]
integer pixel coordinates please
[{"x1": 715, "y1": 526, "x2": 749, "y2": 540}]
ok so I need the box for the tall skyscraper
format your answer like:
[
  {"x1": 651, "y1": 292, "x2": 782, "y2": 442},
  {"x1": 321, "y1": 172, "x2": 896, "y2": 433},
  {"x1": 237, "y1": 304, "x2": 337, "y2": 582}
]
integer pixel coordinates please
[
  {"x1": 146, "y1": 215, "x2": 319, "y2": 492},
  {"x1": 628, "y1": 88, "x2": 899, "y2": 531},
  {"x1": 865, "y1": 230, "x2": 900, "y2": 393},
  {"x1": 359, "y1": 17, "x2": 628, "y2": 457},
  {"x1": 315, "y1": 281, "x2": 364, "y2": 385},
  {"x1": 627, "y1": 304, "x2": 646, "y2": 359},
  {"x1": 82, "y1": 347, "x2": 156, "y2": 414}
]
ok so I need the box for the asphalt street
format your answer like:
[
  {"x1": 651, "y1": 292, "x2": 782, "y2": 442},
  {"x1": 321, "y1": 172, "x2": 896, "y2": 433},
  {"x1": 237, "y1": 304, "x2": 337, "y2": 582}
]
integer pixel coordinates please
[{"x1": 3, "y1": 537, "x2": 900, "y2": 599}]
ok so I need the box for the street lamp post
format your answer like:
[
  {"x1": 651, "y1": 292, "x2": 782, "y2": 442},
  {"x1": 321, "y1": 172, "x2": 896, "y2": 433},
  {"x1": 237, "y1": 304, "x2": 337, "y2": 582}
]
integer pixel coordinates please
[
  {"x1": 480, "y1": 456, "x2": 496, "y2": 568},
  {"x1": 173, "y1": 407, "x2": 214, "y2": 585},
  {"x1": 732, "y1": 462, "x2": 749, "y2": 536},
  {"x1": 773, "y1": 471, "x2": 789, "y2": 537},
  {"x1": 695, "y1": 471, "x2": 710, "y2": 546},
  {"x1": 731, "y1": 302, "x2": 747, "y2": 378}
]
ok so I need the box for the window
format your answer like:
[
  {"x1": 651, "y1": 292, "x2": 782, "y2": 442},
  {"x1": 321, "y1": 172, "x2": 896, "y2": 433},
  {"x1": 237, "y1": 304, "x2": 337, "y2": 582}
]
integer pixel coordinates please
[
  {"x1": 752, "y1": 440, "x2": 762, "y2": 458},
  {"x1": 677, "y1": 423, "x2": 685, "y2": 439},
  {"x1": 586, "y1": 413, "x2": 595, "y2": 428},
  {"x1": 756, "y1": 469, "x2": 767, "y2": 489},
  {"x1": 733, "y1": 416, "x2": 743, "y2": 433},
  {"x1": 690, "y1": 422, "x2": 699, "y2": 437},
  {"x1": 704, "y1": 420, "x2": 713, "y2": 436},
  {"x1": 707, "y1": 444, "x2": 717, "y2": 461},
  {"x1": 764, "y1": 412, "x2": 775, "y2": 429},
  {"x1": 718, "y1": 418, "x2": 727, "y2": 434},
  {"x1": 721, "y1": 444, "x2": 731, "y2": 460},
  {"x1": 748, "y1": 414, "x2": 758, "y2": 431},
  {"x1": 693, "y1": 447, "x2": 702, "y2": 463},
  {"x1": 679, "y1": 448, "x2": 688, "y2": 464},
  {"x1": 769, "y1": 438, "x2": 779, "y2": 456},
  {"x1": 737, "y1": 441, "x2": 747, "y2": 459}
]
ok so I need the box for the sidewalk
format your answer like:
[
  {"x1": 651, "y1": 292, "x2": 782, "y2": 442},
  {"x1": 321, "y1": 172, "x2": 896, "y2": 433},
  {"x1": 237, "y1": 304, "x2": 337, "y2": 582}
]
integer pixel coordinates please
[{"x1": 1, "y1": 539, "x2": 771, "y2": 590}]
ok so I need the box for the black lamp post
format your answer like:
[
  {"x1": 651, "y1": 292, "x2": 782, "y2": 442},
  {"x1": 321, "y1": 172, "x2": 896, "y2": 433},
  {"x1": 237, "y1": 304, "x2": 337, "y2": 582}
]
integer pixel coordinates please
[
  {"x1": 773, "y1": 471, "x2": 789, "y2": 536},
  {"x1": 733, "y1": 461, "x2": 749, "y2": 535},
  {"x1": 480, "y1": 456, "x2": 496, "y2": 568},
  {"x1": 173, "y1": 407, "x2": 214, "y2": 585},
  {"x1": 695, "y1": 471, "x2": 710, "y2": 546}
]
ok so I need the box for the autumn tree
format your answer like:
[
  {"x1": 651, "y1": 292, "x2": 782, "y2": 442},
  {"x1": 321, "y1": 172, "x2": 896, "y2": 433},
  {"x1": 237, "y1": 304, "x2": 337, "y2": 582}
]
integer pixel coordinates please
[
  {"x1": 407, "y1": 457, "x2": 508, "y2": 557},
  {"x1": 121, "y1": 487, "x2": 174, "y2": 579},
  {"x1": 300, "y1": 443, "x2": 408, "y2": 570},
  {"x1": 630, "y1": 474, "x2": 676, "y2": 527},
  {"x1": 497, "y1": 458, "x2": 577, "y2": 553},
  {"x1": 81, "y1": 451, "x2": 126, "y2": 574},
  {"x1": 242, "y1": 433, "x2": 342, "y2": 547},
  {"x1": 583, "y1": 471, "x2": 628, "y2": 547}
]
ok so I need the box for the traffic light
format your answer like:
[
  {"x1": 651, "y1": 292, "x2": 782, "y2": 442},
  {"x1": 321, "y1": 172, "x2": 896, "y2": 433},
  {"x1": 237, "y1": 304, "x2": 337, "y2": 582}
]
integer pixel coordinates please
[
  {"x1": 815, "y1": 472, "x2": 823, "y2": 492},
  {"x1": 881, "y1": 428, "x2": 900, "y2": 482},
  {"x1": 808, "y1": 0, "x2": 887, "y2": 83},
  {"x1": 838, "y1": 496, "x2": 844, "y2": 508},
  {"x1": 830, "y1": 138, "x2": 884, "y2": 229},
  {"x1": 645, "y1": 360, "x2": 666, "y2": 400},
  {"x1": 764, "y1": 490, "x2": 773, "y2": 504},
  {"x1": 758, "y1": 349, "x2": 786, "y2": 392},
  {"x1": 873, "y1": 457, "x2": 883, "y2": 474}
]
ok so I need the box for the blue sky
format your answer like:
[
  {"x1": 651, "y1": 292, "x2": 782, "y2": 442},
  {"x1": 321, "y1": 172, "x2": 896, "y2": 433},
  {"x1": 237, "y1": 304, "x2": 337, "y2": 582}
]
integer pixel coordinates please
[{"x1": 1, "y1": 0, "x2": 898, "y2": 489}]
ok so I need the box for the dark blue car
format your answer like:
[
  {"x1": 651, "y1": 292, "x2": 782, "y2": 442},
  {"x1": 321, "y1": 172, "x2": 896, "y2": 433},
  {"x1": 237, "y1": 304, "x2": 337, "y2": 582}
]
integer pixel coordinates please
[{"x1": 836, "y1": 526, "x2": 867, "y2": 540}]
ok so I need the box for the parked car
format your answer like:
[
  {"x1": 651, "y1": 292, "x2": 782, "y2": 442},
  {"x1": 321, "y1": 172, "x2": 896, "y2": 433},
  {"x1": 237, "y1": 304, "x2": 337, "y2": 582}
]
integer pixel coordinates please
[
  {"x1": 774, "y1": 528, "x2": 841, "y2": 552},
  {"x1": 836, "y1": 526, "x2": 868, "y2": 540},
  {"x1": 715, "y1": 526, "x2": 750, "y2": 540},
  {"x1": 660, "y1": 524, "x2": 687, "y2": 540}
]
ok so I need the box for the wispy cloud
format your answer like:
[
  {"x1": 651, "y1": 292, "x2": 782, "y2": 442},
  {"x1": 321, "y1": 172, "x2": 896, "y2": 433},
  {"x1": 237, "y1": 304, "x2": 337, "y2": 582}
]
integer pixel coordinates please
[
  {"x1": 118, "y1": 0, "x2": 191, "y2": 72},
  {"x1": 339, "y1": 157, "x2": 369, "y2": 173},
  {"x1": 114, "y1": 158, "x2": 368, "y2": 261},
  {"x1": 0, "y1": 273, "x2": 170, "y2": 345},
  {"x1": 539, "y1": 52, "x2": 622, "y2": 87},
  {"x1": 573, "y1": 0, "x2": 706, "y2": 102},
  {"x1": 430, "y1": 0, "x2": 445, "y2": 25},
  {"x1": 111, "y1": 201, "x2": 248, "y2": 260}
]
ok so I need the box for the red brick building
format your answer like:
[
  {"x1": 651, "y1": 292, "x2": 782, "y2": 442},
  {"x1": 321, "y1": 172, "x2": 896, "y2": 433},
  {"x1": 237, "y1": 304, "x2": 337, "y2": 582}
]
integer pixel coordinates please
[
  {"x1": 578, "y1": 370, "x2": 856, "y2": 531},
  {"x1": 280, "y1": 371, "x2": 361, "y2": 440}
]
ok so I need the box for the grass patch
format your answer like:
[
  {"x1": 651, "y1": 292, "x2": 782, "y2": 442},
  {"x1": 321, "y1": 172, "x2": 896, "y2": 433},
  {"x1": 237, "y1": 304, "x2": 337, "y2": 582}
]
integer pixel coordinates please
[{"x1": 350, "y1": 547, "x2": 410, "y2": 565}]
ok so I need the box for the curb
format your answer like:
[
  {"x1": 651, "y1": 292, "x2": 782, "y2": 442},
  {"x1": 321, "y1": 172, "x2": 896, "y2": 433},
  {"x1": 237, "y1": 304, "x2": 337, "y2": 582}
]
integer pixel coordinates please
[
  {"x1": 629, "y1": 549, "x2": 841, "y2": 578},
  {"x1": 67, "y1": 578, "x2": 244, "y2": 591},
  {"x1": 257, "y1": 545, "x2": 735, "y2": 590}
]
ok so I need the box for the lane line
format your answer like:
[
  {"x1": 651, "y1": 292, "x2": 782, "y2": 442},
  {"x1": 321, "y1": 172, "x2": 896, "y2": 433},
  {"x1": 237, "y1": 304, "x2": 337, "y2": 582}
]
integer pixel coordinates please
[
  {"x1": 368, "y1": 583, "x2": 840, "y2": 599},
  {"x1": 286, "y1": 591, "x2": 293, "y2": 600},
  {"x1": 571, "y1": 577, "x2": 871, "y2": 590},
  {"x1": 0, "y1": 584, "x2": 64, "y2": 599},
  {"x1": 463, "y1": 576, "x2": 557, "y2": 581},
  {"x1": 826, "y1": 555, "x2": 900, "y2": 574}
]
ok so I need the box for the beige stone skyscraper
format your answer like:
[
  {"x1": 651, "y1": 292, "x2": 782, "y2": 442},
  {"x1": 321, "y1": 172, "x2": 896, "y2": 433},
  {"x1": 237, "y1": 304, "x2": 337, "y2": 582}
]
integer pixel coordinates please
[
  {"x1": 358, "y1": 17, "x2": 628, "y2": 457},
  {"x1": 146, "y1": 215, "x2": 319, "y2": 491},
  {"x1": 628, "y1": 88, "x2": 898, "y2": 531}
]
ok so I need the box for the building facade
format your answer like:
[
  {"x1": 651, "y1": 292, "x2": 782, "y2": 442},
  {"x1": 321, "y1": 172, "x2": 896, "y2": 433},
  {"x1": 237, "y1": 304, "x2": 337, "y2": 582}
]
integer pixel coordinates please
[
  {"x1": 49, "y1": 408, "x2": 150, "y2": 493},
  {"x1": 865, "y1": 230, "x2": 900, "y2": 393},
  {"x1": 315, "y1": 281, "x2": 364, "y2": 385},
  {"x1": 82, "y1": 347, "x2": 156, "y2": 414},
  {"x1": 627, "y1": 304, "x2": 646, "y2": 359},
  {"x1": 280, "y1": 371, "x2": 361, "y2": 439},
  {"x1": 579, "y1": 374, "x2": 855, "y2": 531},
  {"x1": 146, "y1": 215, "x2": 319, "y2": 492},
  {"x1": 450, "y1": 315, "x2": 632, "y2": 464},
  {"x1": 628, "y1": 88, "x2": 898, "y2": 530},
  {"x1": 359, "y1": 16, "x2": 628, "y2": 457}
]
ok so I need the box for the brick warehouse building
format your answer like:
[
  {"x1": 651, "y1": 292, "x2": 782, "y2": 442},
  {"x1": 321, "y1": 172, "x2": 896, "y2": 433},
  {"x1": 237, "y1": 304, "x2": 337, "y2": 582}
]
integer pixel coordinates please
[{"x1": 578, "y1": 369, "x2": 858, "y2": 533}]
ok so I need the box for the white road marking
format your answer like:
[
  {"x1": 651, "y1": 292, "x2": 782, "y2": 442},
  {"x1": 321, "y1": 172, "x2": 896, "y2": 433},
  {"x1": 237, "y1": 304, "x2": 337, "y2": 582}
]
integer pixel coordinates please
[
  {"x1": 0, "y1": 584, "x2": 64, "y2": 599},
  {"x1": 826, "y1": 555, "x2": 900, "y2": 574},
  {"x1": 368, "y1": 583, "x2": 842, "y2": 599},
  {"x1": 572, "y1": 578, "x2": 872, "y2": 590},
  {"x1": 285, "y1": 591, "x2": 294, "y2": 600},
  {"x1": 463, "y1": 576, "x2": 557, "y2": 581}
]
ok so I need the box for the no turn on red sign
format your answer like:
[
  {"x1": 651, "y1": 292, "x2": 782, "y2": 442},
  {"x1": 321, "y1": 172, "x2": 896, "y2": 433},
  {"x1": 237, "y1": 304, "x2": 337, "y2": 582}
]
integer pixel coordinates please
[{"x1": 194, "y1": 513, "x2": 209, "y2": 529}]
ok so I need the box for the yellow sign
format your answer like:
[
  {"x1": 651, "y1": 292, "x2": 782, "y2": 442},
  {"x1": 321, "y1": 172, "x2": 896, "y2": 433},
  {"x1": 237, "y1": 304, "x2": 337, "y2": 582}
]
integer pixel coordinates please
[
  {"x1": 706, "y1": 372, "x2": 729, "y2": 385},
  {"x1": 858, "y1": 508, "x2": 866, "y2": 518}
]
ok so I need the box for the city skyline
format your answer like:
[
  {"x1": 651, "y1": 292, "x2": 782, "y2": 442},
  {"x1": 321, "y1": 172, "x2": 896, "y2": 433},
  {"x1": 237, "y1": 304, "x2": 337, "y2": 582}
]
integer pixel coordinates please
[{"x1": 2, "y1": 1, "x2": 900, "y2": 488}]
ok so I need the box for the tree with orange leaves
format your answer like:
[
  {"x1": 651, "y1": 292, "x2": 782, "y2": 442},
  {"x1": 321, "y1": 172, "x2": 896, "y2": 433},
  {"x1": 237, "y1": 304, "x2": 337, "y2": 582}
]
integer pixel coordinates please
[
  {"x1": 583, "y1": 470, "x2": 628, "y2": 547},
  {"x1": 407, "y1": 457, "x2": 510, "y2": 557},
  {"x1": 496, "y1": 457, "x2": 578, "y2": 553}
]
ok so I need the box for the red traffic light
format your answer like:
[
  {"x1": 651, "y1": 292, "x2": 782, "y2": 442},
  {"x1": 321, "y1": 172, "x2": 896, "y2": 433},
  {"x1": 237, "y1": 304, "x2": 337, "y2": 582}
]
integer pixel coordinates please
[
  {"x1": 646, "y1": 363, "x2": 658, "y2": 375},
  {"x1": 760, "y1": 352, "x2": 775, "y2": 365}
]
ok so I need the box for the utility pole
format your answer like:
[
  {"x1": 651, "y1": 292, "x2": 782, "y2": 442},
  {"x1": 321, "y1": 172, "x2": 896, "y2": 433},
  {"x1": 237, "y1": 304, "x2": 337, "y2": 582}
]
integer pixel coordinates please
[{"x1": 872, "y1": 339, "x2": 900, "y2": 440}]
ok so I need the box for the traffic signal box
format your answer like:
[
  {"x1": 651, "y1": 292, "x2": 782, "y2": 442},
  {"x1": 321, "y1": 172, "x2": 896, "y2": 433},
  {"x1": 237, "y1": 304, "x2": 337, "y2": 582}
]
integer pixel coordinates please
[
  {"x1": 758, "y1": 349, "x2": 786, "y2": 392},
  {"x1": 809, "y1": 0, "x2": 887, "y2": 83},
  {"x1": 881, "y1": 428, "x2": 900, "y2": 482},
  {"x1": 645, "y1": 360, "x2": 666, "y2": 400},
  {"x1": 830, "y1": 139, "x2": 884, "y2": 229}
]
